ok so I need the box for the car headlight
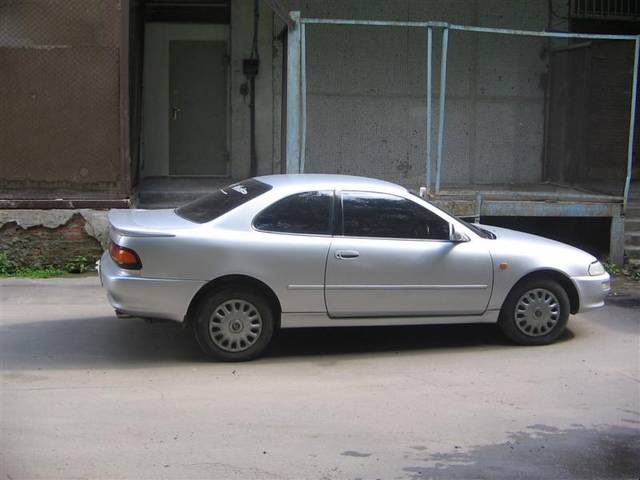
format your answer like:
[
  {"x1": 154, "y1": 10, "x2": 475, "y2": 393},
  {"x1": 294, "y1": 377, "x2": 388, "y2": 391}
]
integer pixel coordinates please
[{"x1": 588, "y1": 261, "x2": 606, "y2": 276}]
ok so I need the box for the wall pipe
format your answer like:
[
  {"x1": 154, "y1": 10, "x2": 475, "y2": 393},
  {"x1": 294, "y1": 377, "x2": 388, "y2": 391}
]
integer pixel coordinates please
[
  {"x1": 300, "y1": 22, "x2": 307, "y2": 173},
  {"x1": 448, "y1": 24, "x2": 637, "y2": 40},
  {"x1": 298, "y1": 17, "x2": 637, "y2": 40},
  {"x1": 300, "y1": 18, "x2": 450, "y2": 28},
  {"x1": 426, "y1": 27, "x2": 433, "y2": 193}
]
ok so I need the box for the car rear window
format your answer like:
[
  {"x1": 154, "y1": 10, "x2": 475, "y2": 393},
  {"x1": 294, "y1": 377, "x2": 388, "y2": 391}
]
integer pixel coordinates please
[
  {"x1": 253, "y1": 191, "x2": 333, "y2": 235},
  {"x1": 175, "y1": 179, "x2": 272, "y2": 223}
]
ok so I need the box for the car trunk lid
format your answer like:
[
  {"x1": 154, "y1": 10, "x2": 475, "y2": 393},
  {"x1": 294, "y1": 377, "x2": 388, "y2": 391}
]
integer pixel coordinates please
[{"x1": 108, "y1": 209, "x2": 196, "y2": 237}]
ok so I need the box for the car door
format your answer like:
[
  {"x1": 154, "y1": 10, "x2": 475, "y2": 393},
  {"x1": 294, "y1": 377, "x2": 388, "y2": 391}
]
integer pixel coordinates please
[
  {"x1": 324, "y1": 191, "x2": 493, "y2": 318},
  {"x1": 252, "y1": 190, "x2": 334, "y2": 313}
]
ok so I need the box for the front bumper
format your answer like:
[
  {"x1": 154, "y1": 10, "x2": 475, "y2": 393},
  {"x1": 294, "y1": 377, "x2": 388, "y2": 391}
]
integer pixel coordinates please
[
  {"x1": 571, "y1": 272, "x2": 611, "y2": 313},
  {"x1": 99, "y1": 252, "x2": 205, "y2": 322}
]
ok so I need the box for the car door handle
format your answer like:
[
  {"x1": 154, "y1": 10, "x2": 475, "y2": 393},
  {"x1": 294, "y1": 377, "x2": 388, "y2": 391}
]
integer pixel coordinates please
[{"x1": 335, "y1": 250, "x2": 360, "y2": 259}]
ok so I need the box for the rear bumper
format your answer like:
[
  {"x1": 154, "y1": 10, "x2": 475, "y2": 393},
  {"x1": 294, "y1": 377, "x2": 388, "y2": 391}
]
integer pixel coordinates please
[
  {"x1": 571, "y1": 273, "x2": 611, "y2": 313},
  {"x1": 99, "y1": 252, "x2": 205, "y2": 322}
]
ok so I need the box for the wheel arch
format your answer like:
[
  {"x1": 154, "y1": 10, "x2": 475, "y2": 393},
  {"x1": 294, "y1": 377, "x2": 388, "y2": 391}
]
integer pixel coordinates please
[
  {"x1": 509, "y1": 269, "x2": 580, "y2": 314},
  {"x1": 184, "y1": 274, "x2": 283, "y2": 328}
]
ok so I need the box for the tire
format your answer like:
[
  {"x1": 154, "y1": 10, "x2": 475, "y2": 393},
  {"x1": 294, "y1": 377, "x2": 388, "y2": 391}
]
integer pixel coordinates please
[
  {"x1": 193, "y1": 287, "x2": 275, "y2": 361},
  {"x1": 498, "y1": 278, "x2": 570, "y2": 346}
]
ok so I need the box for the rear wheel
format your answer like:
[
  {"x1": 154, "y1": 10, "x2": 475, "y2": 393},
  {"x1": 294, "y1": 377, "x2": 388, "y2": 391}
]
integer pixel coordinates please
[
  {"x1": 498, "y1": 278, "x2": 570, "y2": 346},
  {"x1": 193, "y1": 287, "x2": 275, "y2": 361}
]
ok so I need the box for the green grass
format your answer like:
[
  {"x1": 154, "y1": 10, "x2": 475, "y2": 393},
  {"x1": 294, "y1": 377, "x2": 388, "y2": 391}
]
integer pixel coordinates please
[
  {"x1": 0, "y1": 266, "x2": 67, "y2": 279},
  {"x1": 0, "y1": 252, "x2": 92, "y2": 279},
  {"x1": 603, "y1": 261, "x2": 622, "y2": 276},
  {"x1": 602, "y1": 260, "x2": 640, "y2": 282}
]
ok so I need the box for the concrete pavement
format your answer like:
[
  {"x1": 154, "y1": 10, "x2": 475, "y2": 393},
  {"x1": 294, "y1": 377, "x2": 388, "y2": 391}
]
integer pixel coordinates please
[{"x1": 1, "y1": 275, "x2": 639, "y2": 479}]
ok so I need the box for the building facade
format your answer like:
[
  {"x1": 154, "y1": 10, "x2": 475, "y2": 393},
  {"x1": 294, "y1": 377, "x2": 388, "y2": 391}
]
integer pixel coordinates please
[{"x1": 1, "y1": 0, "x2": 639, "y2": 268}]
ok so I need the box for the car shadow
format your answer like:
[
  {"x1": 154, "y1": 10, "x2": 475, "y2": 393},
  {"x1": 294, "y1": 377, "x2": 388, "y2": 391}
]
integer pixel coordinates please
[
  {"x1": 266, "y1": 322, "x2": 575, "y2": 361},
  {"x1": 0, "y1": 314, "x2": 576, "y2": 370},
  {"x1": 269, "y1": 323, "x2": 506, "y2": 358},
  {"x1": 0, "y1": 316, "x2": 202, "y2": 371}
]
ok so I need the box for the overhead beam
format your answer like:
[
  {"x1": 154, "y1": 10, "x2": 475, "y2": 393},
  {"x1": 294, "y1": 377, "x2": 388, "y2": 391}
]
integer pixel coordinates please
[{"x1": 480, "y1": 200, "x2": 622, "y2": 217}]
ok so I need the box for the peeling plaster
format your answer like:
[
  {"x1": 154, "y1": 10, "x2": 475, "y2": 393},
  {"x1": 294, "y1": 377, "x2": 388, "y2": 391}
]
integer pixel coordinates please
[{"x1": 0, "y1": 209, "x2": 110, "y2": 248}]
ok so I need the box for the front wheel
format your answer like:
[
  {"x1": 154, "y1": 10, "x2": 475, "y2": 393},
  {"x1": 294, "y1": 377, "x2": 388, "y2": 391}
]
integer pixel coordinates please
[
  {"x1": 193, "y1": 288, "x2": 275, "y2": 361},
  {"x1": 498, "y1": 278, "x2": 570, "y2": 346}
]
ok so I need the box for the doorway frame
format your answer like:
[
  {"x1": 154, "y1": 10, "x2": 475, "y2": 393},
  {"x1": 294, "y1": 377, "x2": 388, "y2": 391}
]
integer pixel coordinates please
[{"x1": 139, "y1": 22, "x2": 231, "y2": 180}]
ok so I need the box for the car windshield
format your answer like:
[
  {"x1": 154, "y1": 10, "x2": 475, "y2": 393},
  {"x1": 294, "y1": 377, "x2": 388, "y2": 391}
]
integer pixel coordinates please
[
  {"x1": 411, "y1": 192, "x2": 496, "y2": 239},
  {"x1": 175, "y1": 179, "x2": 272, "y2": 223}
]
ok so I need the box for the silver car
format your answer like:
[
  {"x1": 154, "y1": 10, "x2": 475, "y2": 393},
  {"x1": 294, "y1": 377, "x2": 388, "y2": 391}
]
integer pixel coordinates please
[{"x1": 100, "y1": 174, "x2": 610, "y2": 361}]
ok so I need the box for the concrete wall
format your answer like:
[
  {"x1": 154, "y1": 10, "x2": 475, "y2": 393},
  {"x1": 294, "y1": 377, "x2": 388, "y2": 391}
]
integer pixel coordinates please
[
  {"x1": 296, "y1": 0, "x2": 553, "y2": 189},
  {"x1": 231, "y1": 0, "x2": 274, "y2": 179}
]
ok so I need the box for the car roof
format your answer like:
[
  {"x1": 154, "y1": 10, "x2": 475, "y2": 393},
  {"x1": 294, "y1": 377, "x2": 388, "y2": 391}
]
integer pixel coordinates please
[{"x1": 254, "y1": 174, "x2": 407, "y2": 194}]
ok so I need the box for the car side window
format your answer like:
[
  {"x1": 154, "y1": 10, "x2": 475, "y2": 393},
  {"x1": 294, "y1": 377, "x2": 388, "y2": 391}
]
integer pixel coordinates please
[
  {"x1": 253, "y1": 191, "x2": 333, "y2": 235},
  {"x1": 341, "y1": 191, "x2": 450, "y2": 240}
]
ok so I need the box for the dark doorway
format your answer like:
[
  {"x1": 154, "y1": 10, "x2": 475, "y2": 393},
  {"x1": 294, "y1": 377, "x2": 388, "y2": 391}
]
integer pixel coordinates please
[{"x1": 128, "y1": 0, "x2": 231, "y2": 184}]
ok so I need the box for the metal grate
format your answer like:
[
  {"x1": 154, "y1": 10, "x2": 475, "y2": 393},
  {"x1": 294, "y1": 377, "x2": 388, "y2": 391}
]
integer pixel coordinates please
[
  {"x1": 0, "y1": 0, "x2": 123, "y2": 195},
  {"x1": 570, "y1": 0, "x2": 640, "y2": 20}
]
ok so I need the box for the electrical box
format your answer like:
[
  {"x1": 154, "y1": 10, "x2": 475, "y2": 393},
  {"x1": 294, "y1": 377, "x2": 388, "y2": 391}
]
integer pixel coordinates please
[{"x1": 243, "y1": 58, "x2": 259, "y2": 77}]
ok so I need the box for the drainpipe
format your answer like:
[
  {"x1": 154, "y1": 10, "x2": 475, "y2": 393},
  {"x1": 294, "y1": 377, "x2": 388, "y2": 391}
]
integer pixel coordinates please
[{"x1": 245, "y1": 0, "x2": 260, "y2": 177}]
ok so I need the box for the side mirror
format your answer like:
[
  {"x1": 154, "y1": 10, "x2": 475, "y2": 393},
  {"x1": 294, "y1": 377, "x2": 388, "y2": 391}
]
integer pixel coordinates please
[{"x1": 450, "y1": 225, "x2": 470, "y2": 243}]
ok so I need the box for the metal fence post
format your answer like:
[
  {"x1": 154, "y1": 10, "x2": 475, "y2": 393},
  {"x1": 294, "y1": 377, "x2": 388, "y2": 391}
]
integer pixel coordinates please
[
  {"x1": 435, "y1": 27, "x2": 449, "y2": 194},
  {"x1": 286, "y1": 11, "x2": 301, "y2": 173},
  {"x1": 610, "y1": 214, "x2": 625, "y2": 265},
  {"x1": 300, "y1": 22, "x2": 307, "y2": 173},
  {"x1": 474, "y1": 192, "x2": 482, "y2": 223},
  {"x1": 623, "y1": 35, "x2": 640, "y2": 213},
  {"x1": 426, "y1": 27, "x2": 433, "y2": 193}
]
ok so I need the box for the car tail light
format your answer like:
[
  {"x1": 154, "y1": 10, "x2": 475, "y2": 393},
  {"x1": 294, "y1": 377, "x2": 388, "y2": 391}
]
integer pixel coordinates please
[{"x1": 109, "y1": 242, "x2": 142, "y2": 270}]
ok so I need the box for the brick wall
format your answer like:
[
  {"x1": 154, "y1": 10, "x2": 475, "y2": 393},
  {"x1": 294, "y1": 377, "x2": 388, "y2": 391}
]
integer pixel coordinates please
[{"x1": 0, "y1": 213, "x2": 104, "y2": 269}]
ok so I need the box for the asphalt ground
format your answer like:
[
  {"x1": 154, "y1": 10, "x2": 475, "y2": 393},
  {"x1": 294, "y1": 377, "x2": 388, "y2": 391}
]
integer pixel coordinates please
[{"x1": 1, "y1": 275, "x2": 638, "y2": 479}]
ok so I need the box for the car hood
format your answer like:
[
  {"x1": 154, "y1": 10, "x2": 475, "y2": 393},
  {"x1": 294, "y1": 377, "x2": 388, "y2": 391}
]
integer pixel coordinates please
[
  {"x1": 108, "y1": 208, "x2": 196, "y2": 236},
  {"x1": 478, "y1": 224, "x2": 597, "y2": 265}
]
